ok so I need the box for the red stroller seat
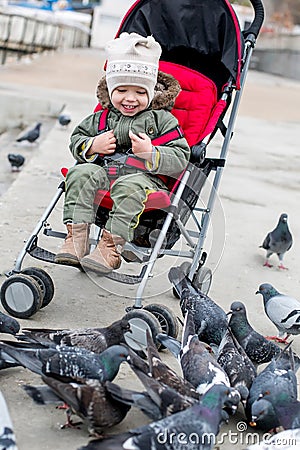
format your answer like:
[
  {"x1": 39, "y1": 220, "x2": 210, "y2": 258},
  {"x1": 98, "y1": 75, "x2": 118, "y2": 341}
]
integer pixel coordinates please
[{"x1": 93, "y1": 60, "x2": 224, "y2": 215}]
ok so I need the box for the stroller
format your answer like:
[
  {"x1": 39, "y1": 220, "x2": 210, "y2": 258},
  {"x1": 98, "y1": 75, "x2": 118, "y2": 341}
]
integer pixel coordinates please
[{"x1": 1, "y1": 0, "x2": 264, "y2": 350}]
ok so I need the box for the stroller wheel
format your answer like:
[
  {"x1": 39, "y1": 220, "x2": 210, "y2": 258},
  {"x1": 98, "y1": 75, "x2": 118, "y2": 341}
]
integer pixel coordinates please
[
  {"x1": 21, "y1": 267, "x2": 55, "y2": 308},
  {"x1": 193, "y1": 266, "x2": 212, "y2": 295},
  {"x1": 0, "y1": 274, "x2": 43, "y2": 319},
  {"x1": 122, "y1": 309, "x2": 162, "y2": 353},
  {"x1": 143, "y1": 304, "x2": 179, "y2": 339}
]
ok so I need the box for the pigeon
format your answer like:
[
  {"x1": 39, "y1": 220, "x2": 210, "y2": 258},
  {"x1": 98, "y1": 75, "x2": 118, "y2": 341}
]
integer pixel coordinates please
[
  {"x1": 58, "y1": 113, "x2": 71, "y2": 128},
  {"x1": 0, "y1": 312, "x2": 20, "y2": 335},
  {"x1": 246, "y1": 349, "x2": 298, "y2": 431},
  {"x1": 259, "y1": 213, "x2": 293, "y2": 269},
  {"x1": 217, "y1": 329, "x2": 257, "y2": 406},
  {"x1": 7, "y1": 154, "x2": 25, "y2": 172},
  {"x1": 162, "y1": 311, "x2": 233, "y2": 399},
  {"x1": 168, "y1": 266, "x2": 228, "y2": 346},
  {"x1": 0, "y1": 341, "x2": 130, "y2": 383},
  {"x1": 250, "y1": 397, "x2": 279, "y2": 432},
  {"x1": 246, "y1": 428, "x2": 300, "y2": 449},
  {"x1": 78, "y1": 384, "x2": 234, "y2": 450},
  {"x1": 256, "y1": 283, "x2": 300, "y2": 343},
  {"x1": 257, "y1": 388, "x2": 300, "y2": 430},
  {"x1": 16, "y1": 318, "x2": 131, "y2": 353},
  {"x1": 144, "y1": 329, "x2": 199, "y2": 399},
  {"x1": 0, "y1": 390, "x2": 18, "y2": 450},
  {"x1": 25, "y1": 375, "x2": 130, "y2": 436},
  {"x1": 227, "y1": 301, "x2": 284, "y2": 366},
  {"x1": 16, "y1": 122, "x2": 41, "y2": 144}
]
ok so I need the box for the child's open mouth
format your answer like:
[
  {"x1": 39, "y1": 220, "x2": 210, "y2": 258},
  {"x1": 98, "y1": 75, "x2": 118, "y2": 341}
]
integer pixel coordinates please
[{"x1": 122, "y1": 105, "x2": 136, "y2": 111}]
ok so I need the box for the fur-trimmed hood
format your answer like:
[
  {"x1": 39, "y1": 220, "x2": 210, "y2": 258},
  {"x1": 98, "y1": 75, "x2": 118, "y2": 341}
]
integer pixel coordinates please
[{"x1": 96, "y1": 71, "x2": 180, "y2": 111}]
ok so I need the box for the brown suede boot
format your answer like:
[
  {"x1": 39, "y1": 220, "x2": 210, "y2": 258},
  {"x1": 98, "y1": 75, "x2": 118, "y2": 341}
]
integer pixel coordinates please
[
  {"x1": 81, "y1": 230, "x2": 124, "y2": 274},
  {"x1": 54, "y1": 223, "x2": 90, "y2": 267}
]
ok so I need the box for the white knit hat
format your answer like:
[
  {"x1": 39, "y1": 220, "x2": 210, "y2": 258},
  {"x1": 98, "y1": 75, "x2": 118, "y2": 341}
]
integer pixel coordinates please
[{"x1": 105, "y1": 32, "x2": 162, "y2": 107}]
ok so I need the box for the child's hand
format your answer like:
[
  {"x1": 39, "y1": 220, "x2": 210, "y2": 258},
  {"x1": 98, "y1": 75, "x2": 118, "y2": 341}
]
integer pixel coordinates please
[
  {"x1": 129, "y1": 130, "x2": 153, "y2": 163},
  {"x1": 87, "y1": 130, "x2": 116, "y2": 156}
]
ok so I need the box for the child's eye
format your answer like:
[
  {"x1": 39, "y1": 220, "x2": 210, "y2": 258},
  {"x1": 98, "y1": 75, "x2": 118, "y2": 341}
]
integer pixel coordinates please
[
  {"x1": 137, "y1": 90, "x2": 146, "y2": 95},
  {"x1": 117, "y1": 88, "x2": 126, "y2": 93}
]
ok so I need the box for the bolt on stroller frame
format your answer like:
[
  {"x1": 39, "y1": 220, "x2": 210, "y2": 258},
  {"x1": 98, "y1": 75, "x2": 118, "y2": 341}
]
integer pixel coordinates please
[{"x1": 1, "y1": 0, "x2": 264, "y2": 348}]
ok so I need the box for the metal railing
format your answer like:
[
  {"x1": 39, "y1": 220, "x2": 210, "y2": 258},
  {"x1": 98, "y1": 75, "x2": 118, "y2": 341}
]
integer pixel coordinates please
[{"x1": 0, "y1": 10, "x2": 91, "y2": 64}]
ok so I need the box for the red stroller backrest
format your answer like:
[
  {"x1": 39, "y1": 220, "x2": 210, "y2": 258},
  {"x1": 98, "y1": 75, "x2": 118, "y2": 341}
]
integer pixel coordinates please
[{"x1": 158, "y1": 61, "x2": 217, "y2": 147}]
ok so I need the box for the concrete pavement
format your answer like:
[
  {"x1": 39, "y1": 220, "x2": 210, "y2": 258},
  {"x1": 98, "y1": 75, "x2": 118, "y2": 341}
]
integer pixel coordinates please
[{"x1": 0, "y1": 47, "x2": 300, "y2": 450}]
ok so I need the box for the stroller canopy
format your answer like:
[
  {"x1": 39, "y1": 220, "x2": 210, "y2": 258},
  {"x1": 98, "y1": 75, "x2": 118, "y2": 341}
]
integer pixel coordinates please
[{"x1": 116, "y1": 0, "x2": 244, "y2": 91}]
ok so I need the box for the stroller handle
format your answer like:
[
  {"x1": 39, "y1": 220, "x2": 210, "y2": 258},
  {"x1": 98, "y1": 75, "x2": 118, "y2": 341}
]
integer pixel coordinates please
[{"x1": 243, "y1": 0, "x2": 265, "y2": 39}]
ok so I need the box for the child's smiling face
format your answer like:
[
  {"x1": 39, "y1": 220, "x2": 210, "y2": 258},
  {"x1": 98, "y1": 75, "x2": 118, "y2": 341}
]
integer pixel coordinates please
[{"x1": 111, "y1": 85, "x2": 149, "y2": 116}]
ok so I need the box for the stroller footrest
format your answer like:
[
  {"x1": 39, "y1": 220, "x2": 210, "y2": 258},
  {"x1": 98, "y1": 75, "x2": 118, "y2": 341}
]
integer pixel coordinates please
[
  {"x1": 44, "y1": 229, "x2": 67, "y2": 239},
  {"x1": 105, "y1": 266, "x2": 147, "y2": 285},
  {"x1": 28, "y1": 246, "x2": 56, "y2": 263}
]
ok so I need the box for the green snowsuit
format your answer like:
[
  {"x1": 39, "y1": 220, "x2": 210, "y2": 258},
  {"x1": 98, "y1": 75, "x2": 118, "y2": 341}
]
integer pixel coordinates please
[{"x1": 64, "y1": 72, "x2": 190, "y2": 242}]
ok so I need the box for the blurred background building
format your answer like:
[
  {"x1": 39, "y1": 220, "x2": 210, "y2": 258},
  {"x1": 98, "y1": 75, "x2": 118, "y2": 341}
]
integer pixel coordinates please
[{"x1": 0, "y1": 0, "x2": 299, "y2": 79}]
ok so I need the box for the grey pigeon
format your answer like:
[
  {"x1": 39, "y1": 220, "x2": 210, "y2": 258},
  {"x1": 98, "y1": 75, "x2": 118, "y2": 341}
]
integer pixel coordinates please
[
  {"x1": 7, "y1": 154, "x2": 25, "y2": 172},
  {"x1": 246, "y1": 351, "x2": 298, "y2": 431},
  {"x1": 257, "y1": 387, "x2": 300, "y2": 430},
  {"x1": 260, "y1": 213, "x2": 293, "y2": 269},
  {"x1": 256, "y1": 283, "x2": 300, "y2": 342},
  {"x1": 0, "y1": 390, "x2": 18, "y2": 450},
  {"x1": 58, "y1": 113, "x2": 71, "y2": 127},
  {"x1": 25, "y1": 375, "x2": 130, "y2": 436},
  {"x1": 169, "y1": 266, "x2": 228, "y2": 346},
  {"x1": 0, "y1": 312, "x2": 20, "y2": 335},
  {"x1": 0, "y1": 341, "x2": 130, "y2": 383},
  {"x1": 250, "y1": 397, "x2": 279, "y2": 432},
  {"x1": 169, "y1": 311, "x2": 232, "y2": 397},
  {"x1": 17, "y1": 318, "x2": 131, "y2": 353},
  {"x1": 144, "y1": 329, "x2": 199, "y2": 399},
  {"x1": 217, "y1": 329, "x2": 257, "y2": 406},
  {"x1": 16, "y1": 122, "x2": 41, "y2": 144},
  {"x1": 228, "y1": 301, "x2": 283, "y2": 366},
  {"x1": 78, "y1": 384, "x2": 234, "y2": 450}
]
